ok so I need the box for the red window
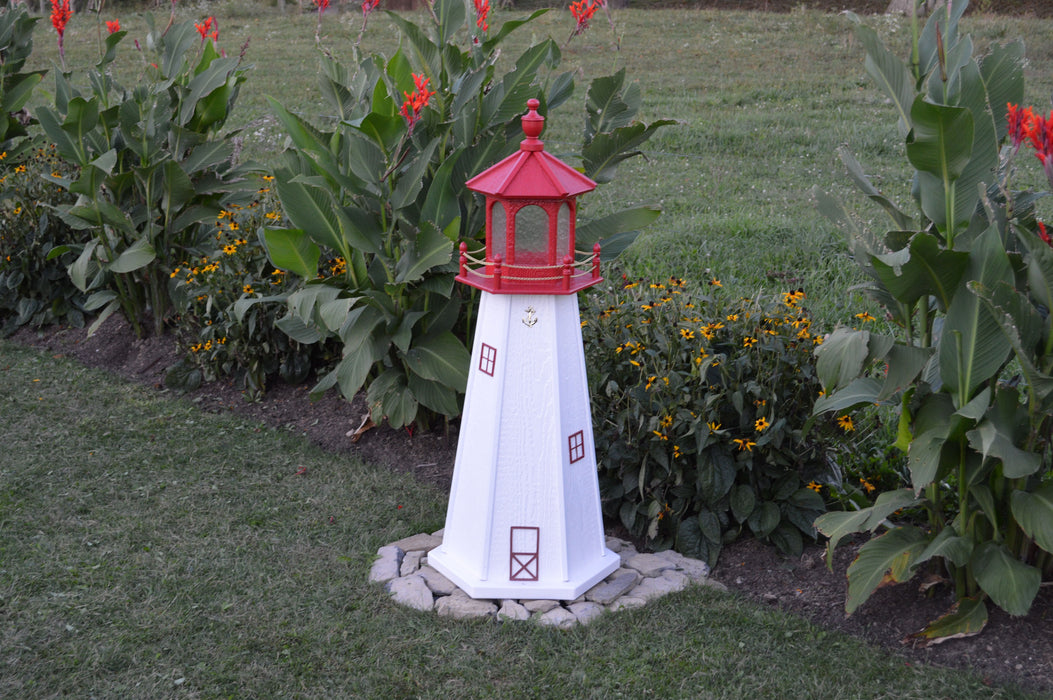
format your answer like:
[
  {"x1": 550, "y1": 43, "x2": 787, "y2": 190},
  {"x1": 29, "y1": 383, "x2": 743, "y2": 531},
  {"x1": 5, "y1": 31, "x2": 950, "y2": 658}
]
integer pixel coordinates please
[
  {"x1": 568, "y1": 430, "x2": 585, "y2": 464},
  {"x1": 479, "y1": 343, "x2": 497, "y2": 376}
]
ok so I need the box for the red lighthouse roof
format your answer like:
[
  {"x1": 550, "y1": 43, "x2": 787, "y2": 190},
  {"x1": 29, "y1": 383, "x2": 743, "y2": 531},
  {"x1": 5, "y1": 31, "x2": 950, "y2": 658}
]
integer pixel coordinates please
[{"x1": 465, "y1": 99, "x2": 596, "y2": 199}]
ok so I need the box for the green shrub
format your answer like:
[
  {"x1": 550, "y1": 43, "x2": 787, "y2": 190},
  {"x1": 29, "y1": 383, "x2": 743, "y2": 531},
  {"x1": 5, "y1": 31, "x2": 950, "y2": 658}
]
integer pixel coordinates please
[
  {"x1": 583, "y1": 276, "x2": 831, "y2": 565},
  {"x1": 165, "y1": 176, "x2": 319, "y2": 398},
  {"x1": 0, "y1": 143, "x2": 90, "y2": 335}
]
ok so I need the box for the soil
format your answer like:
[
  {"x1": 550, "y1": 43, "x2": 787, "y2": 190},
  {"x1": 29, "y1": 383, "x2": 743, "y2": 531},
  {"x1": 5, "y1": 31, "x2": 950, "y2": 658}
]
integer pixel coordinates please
[{"x1": 11, "y1": 313, "x2": 1053, "y2": 695}]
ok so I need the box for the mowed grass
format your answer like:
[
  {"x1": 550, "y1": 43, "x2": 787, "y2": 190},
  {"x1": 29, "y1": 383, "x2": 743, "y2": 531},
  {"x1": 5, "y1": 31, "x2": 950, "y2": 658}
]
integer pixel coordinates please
[
  {"x1": 21, "y1": 5, "x2": 1053, "y2": 327},
  {"x1": 0, "y1": 341, "x2": 1039, "y2": 698}
]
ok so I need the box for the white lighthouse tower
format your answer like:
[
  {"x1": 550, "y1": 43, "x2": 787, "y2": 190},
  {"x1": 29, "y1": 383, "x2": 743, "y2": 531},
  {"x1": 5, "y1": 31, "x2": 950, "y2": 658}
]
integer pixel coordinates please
[{"x1": 427, "y1": 99, "x2": 619, "y2": 600}]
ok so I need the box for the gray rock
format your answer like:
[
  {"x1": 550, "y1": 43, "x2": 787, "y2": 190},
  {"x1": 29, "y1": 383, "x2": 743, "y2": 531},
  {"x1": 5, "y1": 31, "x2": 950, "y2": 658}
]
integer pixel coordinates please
[
  {"x1": 390, "y1": 533, "x2": 443, "y2": 553},
  {"x1": 605, "y1": 536, "x2": 626, "y2": 553},
  {"x1": 617, "y1": 544, "x2": 640, "y2": 566},
  {"x1": 568, "y1": 601, "x2": 604, "y2": 625},
  {"x1": 537, "y1": 606, "x2": 577, "y2": 628},
  {"x1": 629, "y1": 569, "x2": 689, "y2": 601},
  {"x1": 386, "y1": 575, "x2": 434, "y2": 611},
  {"x1": 400, "y1": 550, "x2": 424, "y2": 577},
  {"x1": 368, "y1": 545, "x2": 405, "y2": 584},
  {"x1": 586, "y1": 570, "x2": 640, "y2": 605},
  {"x1": 430, "y1": 527, "x2": 445, "y2": 538},
  {"x1": 435, "y1": 590, "x2": 497, "y2": 620},
  {"x1": 625, "y1": 552, "x2": 676, "y2": 578},
  {"x1": 497, "y1": 600, "x2": 530, "y2": 621},
  {"x1": 609, "y1": 596, "x2": 646, "y2": 611},
  {"x1": 417, "y1": 565, "x2": 458, "y2": 596},
  {"x1": 653, "y1": 549, "x2": 710, "y2": 581},
  {"x1": 521, "y1": 599, "x2": 560, "y2": 614}
]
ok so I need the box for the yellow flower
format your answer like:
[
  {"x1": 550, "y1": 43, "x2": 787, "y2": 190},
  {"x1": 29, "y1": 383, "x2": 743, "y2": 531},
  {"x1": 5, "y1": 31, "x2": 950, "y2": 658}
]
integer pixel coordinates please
[
  {"x1": 726, "y1": 313, "x2": 738, "y2": 321},
  {"x1": 13, "y1": 206, "x2": 21, "y2": 215},
  {"x1": 859, "y1": 477, "x2": 876, "y2": 494},
  {"x1": 837, "y1": 415, "x2": 855, "y2": 432},
  {"x1": 855, "y1": 311, "x2": 876, "y2": 322},
  {"x1": 732, "y1": 438, "x2": 756, "y2": 452},
  {"x1": 629, "y1": 360, "x2": 641, "y2": 367},
  {"x1": 743, "y1": 336, "x2": 757, "y2": 348},
  {"x1": 707, "y1": 421, "x2": 721, "y2": 432},
  {"x1": 710, "y1": 278, "x2": 722, "y2": 287},
  {"x1": 673, "y1": 445, "x2": 683, "y2": 459},
  {"x1": 754, "y1": 416, "x2": 770, "y2": 432},
  {"x1": 223, "y1": 244, "x2": 238, "y2": 255},
  {"x1": 0, "y1": 151, "x2": 5, "y2": 160},
  {"x1": 243, "y1": 284, "x2": 253, "y2": 294},
  {"x1": 645, "y1": 376, "x2": 657, "y2": 390},
  {"x1": 170, "y1": 268, "x2": 181, "y2": 278},
  {"x1": 15, "y1": 164, "x2": 26, "y2": 173},
  {"x1": 265, "y1": 211, "x2": 280, "y2": 220},
  {"x1": 262, "y1": 175, "x2": 275, "y2": 182},
  {"x1": 659, "y1": 414, "x2": 673, "y2": 429},
  {"x1": 652, "y1": 430, "x2": 668, "y2": 441},
  {"x1": 807, "y1": 481, "x2": 822, "y2": 493}
]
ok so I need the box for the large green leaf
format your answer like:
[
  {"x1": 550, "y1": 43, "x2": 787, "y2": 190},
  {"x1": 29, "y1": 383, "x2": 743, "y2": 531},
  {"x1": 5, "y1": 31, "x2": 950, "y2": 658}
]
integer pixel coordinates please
[
  {"x1": 813, "y1": 377, "x2": 882, "y2": 414},
  {"x1": 905, "y1": 596, "x2": 988, "y2": 648},
  {"x1": 971, "y1": 541, "x2": 1041, "y2": 617},
  {"x1": 109, "y1": 238, "x2": 156, "y2": 274},
  {"x1": 869, "y1": 231, "x2": 969, "y2": 310},
  {"x1": 583, "y1": 68, "x2": 638, "y2": 143},
  {"x1": 846, "y1": 16, "x2": 916, "y2": 137},
  {"x1": 404, "y1": 331, "x2": 470, "y2": 392},
  {"x1": 814, "y1": 328, "x2": 891, "y2": 391},
  {"x1": 367, "y1": 369, "x2": 418, "y2": 428},
  {"x1": 938, "y1": 227, "x2": 1013, "y2": 402},
  {"x1": 846, "y1": 526, "x2": 928, "y2": 614},
  {"x1": 582, "y1": 120, "x2": 677, "y2": 184},
  {"x1": 576, "y1": 206, "x2": 661, "y2": 249},
  {"x1": 837, "y1": 146, "x2": 913, "y2": 230},
  {"x1": 966, "y1": 388, "x2": 1042, "y2": 479},
  {"x1": 906, "y1": 99, "x2": 974, "y2": 237},
  {"x1": 1011, "y1": 482, "x2": 1053, "y2": 554},
  {"x1": 393, "y1": 222, "x2": 454, "y2": 286},
  {"x1": 262, "y1": 228, "x2": 321, "y2": 280}
]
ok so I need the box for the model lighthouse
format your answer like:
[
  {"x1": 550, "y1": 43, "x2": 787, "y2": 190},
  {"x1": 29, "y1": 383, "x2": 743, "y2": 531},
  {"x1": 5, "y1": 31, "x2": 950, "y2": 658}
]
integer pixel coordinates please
[{"x1": 427, "y1": 99, "x2": 619, "y2": 600}]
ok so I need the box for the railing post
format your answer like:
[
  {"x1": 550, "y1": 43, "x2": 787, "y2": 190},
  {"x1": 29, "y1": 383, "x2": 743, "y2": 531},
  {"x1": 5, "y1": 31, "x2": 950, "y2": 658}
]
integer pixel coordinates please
[
  {"x1": 592, "y1": 242, "x2": 601, "y2": 279},
  {"x1": 494, "y1": 254, "x2": 503, "y2": 291},
  {"x1": 459, "y1": 241, "x2": 468, "y2": 278},
  {"x1": 563, "y1": 255, "x2": 573, "y2": 291}
]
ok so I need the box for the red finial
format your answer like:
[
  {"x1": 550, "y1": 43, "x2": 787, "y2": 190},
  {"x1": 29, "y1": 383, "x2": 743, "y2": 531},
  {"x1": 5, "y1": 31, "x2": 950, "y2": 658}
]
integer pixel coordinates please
[{"x1": 520, "y1": 99, "x2": 544, "y2": 151}]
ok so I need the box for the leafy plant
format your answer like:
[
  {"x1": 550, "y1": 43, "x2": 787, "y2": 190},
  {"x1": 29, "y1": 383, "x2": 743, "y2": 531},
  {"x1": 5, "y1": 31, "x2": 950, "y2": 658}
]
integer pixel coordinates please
[
  {"x1": 583, "y1": 277, "x2": 831, "y2": 565},
  {"x1": 260, "y1": 0, "x2": 670, "y2": 429},
  {"x1": 36, "y1": 16, "x2": 257, "y2": 338},
  {"x1": 0, "y1": 143, "x2": 88, "y2": 335},
  {"x1": 166, "y1": 177, "x2": 316, "y2": 398},
  {"x1": 0, "y1": 5, "x2": 44, "y2": 163},
  {"x1": 813, "y1": 0, "x2": 1052, "y2": 643}
]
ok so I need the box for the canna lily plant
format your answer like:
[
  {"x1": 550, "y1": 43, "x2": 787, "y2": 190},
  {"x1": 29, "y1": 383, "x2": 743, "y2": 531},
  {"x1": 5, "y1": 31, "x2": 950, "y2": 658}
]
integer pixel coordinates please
[
  {"x1": 812, "y1": 0, "x2": 1052, "y2": 644},
  {"x1": 254, "y1": 0, "x2": 672, "y2": 429}
]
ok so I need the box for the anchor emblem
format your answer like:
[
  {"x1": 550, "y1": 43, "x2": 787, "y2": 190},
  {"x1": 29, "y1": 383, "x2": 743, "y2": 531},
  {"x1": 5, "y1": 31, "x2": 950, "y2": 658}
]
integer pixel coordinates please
[{"x1": 522, "y1": 306, "x2": 538, "y2": 328}]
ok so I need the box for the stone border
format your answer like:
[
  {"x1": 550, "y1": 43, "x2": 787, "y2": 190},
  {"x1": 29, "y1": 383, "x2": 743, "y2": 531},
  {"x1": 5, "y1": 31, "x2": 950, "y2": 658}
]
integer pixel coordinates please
[{"x1": 369, "y1": 530, "x2": 728, "y2": 627}]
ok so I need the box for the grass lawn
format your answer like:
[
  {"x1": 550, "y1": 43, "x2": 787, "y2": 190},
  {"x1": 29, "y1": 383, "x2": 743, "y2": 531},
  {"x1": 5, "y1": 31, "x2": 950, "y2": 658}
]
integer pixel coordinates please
[{"x1": 0, "y1": 340, "x2": 1038, "y2": 698}]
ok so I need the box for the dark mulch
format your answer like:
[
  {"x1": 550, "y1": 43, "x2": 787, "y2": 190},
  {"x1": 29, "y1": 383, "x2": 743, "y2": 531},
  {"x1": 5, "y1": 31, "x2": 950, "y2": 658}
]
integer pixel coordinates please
[{"x1": 10, "y1": 314, "x2": 1053, "y2": 695}]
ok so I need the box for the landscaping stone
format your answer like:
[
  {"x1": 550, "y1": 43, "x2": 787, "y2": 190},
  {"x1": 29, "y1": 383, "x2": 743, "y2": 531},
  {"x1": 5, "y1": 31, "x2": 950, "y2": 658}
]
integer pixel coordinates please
[
  {"x1": 400, "y1": 550, "x2": 424, "y2": 576},
  {"x1": 386, "y1": 575, "x2": 433, "y2": 611},
  {"x1": 497, "y1": 600, "x2": 530, "y2": 621},
  {"x1": 625, "y1": 552, "x2": 676, "y2": 577},
  {"x1": 538, "y1": 606, "x2": 578, "y2": 628},
  {"x1": 629, "y1": 570, "x2": 689, "y2": 601},
  {"x1": 568, "y1": 601, "x2": 604, "y2": 625},
  {"x1": 521, "y1": 599, "x2": 560, "y2": 614},
  {"x1": 390, "y1": 533, "x2": 443, "y2": 553},
  {"x1": 585, "y1": 570, "x2": 640, "y2": 605},
  {"x1": 371, "y1": 534, "x2": 725, "y2": 626},
  {"x1": 435, "y1": 590, "x2": 498, "y2": 620},
  {"x1": 368, "y1": 545, "x2": 404, "y2": 584}
]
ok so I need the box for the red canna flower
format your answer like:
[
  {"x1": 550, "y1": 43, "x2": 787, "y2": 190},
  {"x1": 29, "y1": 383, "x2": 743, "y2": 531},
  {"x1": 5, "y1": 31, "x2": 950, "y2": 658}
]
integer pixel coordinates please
[
  {"x1": 316, "y1": 0, "x2": 330, "y2": 9},
  {"x1": 569, "y1": 0, "x2": 597, "y2": 36},
  {"x1": 362, "y1": 0, "x2": 381, "y2": 16},
  {"x1": 1007, "y1": 103, "x2": 1036, "y2": 150},
  {"x1": 195, "y1": 16, "x2": 218, "y2": 43},
  {"x1": 50, "y1": 0, "x2": 72, "y2": 69},
  {"x1": 105, "y1": 18, "x2": 120, "y2": 34},
  {"x1": 1039, "y1": 222, "x2": 1052, "y2": 248},
  {"x1": 1026, "y1": 110, "x2": 1053, "y2": 188},
  {"x1": 473, "y1": 0, "x2": 490, "y2": 32},
  {"x1": 399, "y1": 73, "x2": 435, "y2": 132}
]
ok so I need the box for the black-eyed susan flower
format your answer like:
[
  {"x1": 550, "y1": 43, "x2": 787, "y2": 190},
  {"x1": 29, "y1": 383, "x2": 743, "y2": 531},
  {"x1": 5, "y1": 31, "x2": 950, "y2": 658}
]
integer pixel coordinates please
[{"x1": 837, "y1": 415, "x2": 855, "y2": 432}]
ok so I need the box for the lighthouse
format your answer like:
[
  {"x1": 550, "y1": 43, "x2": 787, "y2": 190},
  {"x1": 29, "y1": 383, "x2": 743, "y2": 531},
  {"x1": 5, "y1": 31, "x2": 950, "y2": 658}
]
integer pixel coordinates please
[{"x1": 426, "y1": 99, "x2": 619, "y2": 600}]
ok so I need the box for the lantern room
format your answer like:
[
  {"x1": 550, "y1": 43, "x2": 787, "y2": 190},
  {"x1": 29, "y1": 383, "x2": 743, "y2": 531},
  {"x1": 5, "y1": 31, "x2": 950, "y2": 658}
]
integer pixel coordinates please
[{"x1": 457, "y1": 98, "x2": 602, "y2": 295}]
